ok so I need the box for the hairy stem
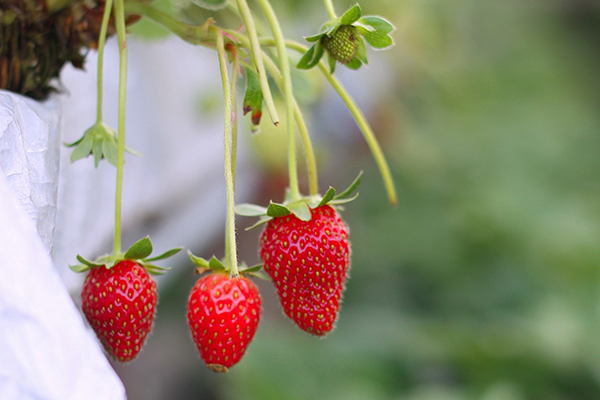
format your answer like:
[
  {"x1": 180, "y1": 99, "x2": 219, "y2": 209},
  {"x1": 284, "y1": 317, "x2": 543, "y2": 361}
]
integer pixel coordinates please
[
  {"x1": 225, "y1": 47, "x2": 240, "y2": 263},
  {"x1": 96, "y1": 0, "x2": 114, "y2": 123},
  {"x1": 234, "y1": 0, "x2": 279, "y2": 126},
  {"x1": 124, "y1": 2, "x2": 213, "y2": 45},
  {"x1": 213, "y1": 27, "x2": 239, "y2": 278},
  {"x1": 323, "y1": 0, "x2": 337, "y2": 20},
  {"x1": 223, "y1": 29, "x2": 319, "y2": 196},
  {"x1": 255, "y1": 0, "x2": 300, "y2": 200},
  {"x1": 278, "y1": 39, "x2": 397, "y2": 205},
  {"x1": 113, "y1": 0, "x2": 128, "y2": 255}
]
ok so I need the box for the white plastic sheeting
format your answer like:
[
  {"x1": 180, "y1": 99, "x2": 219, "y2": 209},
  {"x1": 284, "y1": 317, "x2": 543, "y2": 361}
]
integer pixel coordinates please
[
  {"x1": 0, "y1": 36, "x2": 258, "y2": 399},
  {"x1": 0, "y1": 92, "x2": 126, "y2": 400}
]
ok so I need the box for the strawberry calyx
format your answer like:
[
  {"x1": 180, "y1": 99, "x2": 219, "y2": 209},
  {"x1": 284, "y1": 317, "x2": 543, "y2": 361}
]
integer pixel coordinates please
[
  {"x1": 70, "y1": 236, "x2": 182, "y2": 275},
  {"x1": 188, "y1": 251, "x2": 268, "y2": 280},
  {"x1": 296, "y1": 3, "x2": 395, "y2": 73},
  {"x1": 65, "y1": 122, "x2": 142, "y2": 168},
  {"x1": 235, "y1": 171, "x2": 362, "y2": 229}
]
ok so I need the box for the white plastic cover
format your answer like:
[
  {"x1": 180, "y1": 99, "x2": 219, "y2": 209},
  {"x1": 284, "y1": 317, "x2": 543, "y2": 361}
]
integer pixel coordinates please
[{"x1": 0, "y1": 91, "x2": 126, "y2": 400}]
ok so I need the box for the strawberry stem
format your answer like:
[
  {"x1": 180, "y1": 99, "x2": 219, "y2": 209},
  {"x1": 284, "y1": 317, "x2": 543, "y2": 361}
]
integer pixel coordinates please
[
  {"x1": 225, "y1": 47, "x2": 240, "y2": 266},
  {"x1": 276, "y1": 39, "x2": 398, "y2": 205},
  {"x1": 234, "y1": 0, "x2": 280, "y2": 127},
  {"x1": 324, "y1": 0, "x2": 337, "y2": 20},
  {"x1": 315, "y1": 61, "x2": 397, "y2": 205},
  {"x1": 256, "y1": 0, "x2": 301, "y2": 201},
  {"x1": 213, "y1": 27, "x2": 239, "y2": 278},
  {"x1": 95, "y1": 0, "x2": 113, "y2": 124},
  {"x1": 222, "y1": 28, "x2": 320, "y2": 196},
  {"x1": 113, "y1": 0, "x2": 128, "y2": 255}
]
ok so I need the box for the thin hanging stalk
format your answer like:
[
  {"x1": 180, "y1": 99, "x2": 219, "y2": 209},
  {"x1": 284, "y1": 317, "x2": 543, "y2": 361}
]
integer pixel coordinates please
[{"x1": 213, "y1": 27, "x2": 239, "y2": 277}]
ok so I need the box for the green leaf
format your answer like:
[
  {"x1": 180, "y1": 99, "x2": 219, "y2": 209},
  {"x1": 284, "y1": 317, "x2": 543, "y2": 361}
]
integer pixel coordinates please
[
  {"x1": 357, "y1": 28, "x2": 394, "y2": 49},
  {"x1": 355, "y1": 37, "x2": 368, "y2": 65},
  {"x1": 69, "y1": 263, "x2": 92, "y2": 273},
  {"x1": 124, "y1": 237, "x2": 153, "y2": 260},
  {"x1": 125, "y1": 145, "x2": 143, "y2": 157},
  {"x1": 93, "y1": 138, "x2": 103, "y2": 168},
  {"x1": 267, "y1": 202, "x2": 292, "y2": 218},
  {"x1": 64, "y1": 136, "x2": 83, "y2": 147},
  {"x1": 329, "y1": 192, "x2": 359, "y2": 205},
  {"x1": 70, "y1": 134, "x2": 94, "y2": 163},
  {"x1": 334, "y1": 171, "x2": 363, "y2": 199},
  {"x1": 235, "y1": 203, "x2": 268, "y2": 217},
  {"x1": 327, "y1": 52, "x2": 337, "y2": 74},
  {"x1": 144, "y1": 247, "x2": 183, "y2": 262},
  {"x1": 341, "y1": 4, "x2": 362, "y2": 25},
  {"x1": 188, "y1": 251, "x2": 210, "y2": 269},
  {"x1": 208, "y1": 256, "x2": 227, "y2": 272},
  {"x1": 305, "y1": 32, "x2": 325, "y2": 43},
  {"x1": 345, "y1": 57, "x2": 363, "y2": 70},
  {"x1": 239, "y1": 263, "x2": 263, "y2": 274},
  {"x1": 358, "y1": 16, "x2": 394, "y2": 34},
  {"x1": 102, "y1": 138, "x2": 118, "y2": 167},
  {"x1": 321, "y1": 19, "x2": 340, "y2": 35},
  {"x1": 191, "y1": 0, "x2": 227, "y2": 11},
  {"x1": 144, "y1": 263, "x2": 170, "y2": 275},
  {"x1": 243, "y1": 68, "x2": 264, "y2": 126},
  {"x1": 288, "y1": 201, "x2": 311, "y2": 221},
  {"x1": 76, "y1": 254, "x2": 104, "y2": 268},
  {"x1": 247, "y1": 270, "x2": 270, "y2": 281},
  {"x1": 245, "y1": 215, "x2": 272, "y2": 230},
  {"x1": 296, "y1": 41, "x2": 325, "y2": 70},
  {"x1": 317, "y1": 187, "x2": 336, "y2": 208}
]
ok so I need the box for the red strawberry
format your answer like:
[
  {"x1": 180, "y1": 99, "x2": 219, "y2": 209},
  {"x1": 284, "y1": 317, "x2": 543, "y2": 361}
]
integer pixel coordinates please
[
  {"x1": 81, "y1": 260, "x2": 157, "y2": 362},
  {"x1": 187, "y1": 273, "x2": 261, "y2": 372},
  {"x1": 259, "y1": 205, "x2": 350, "y2": 336}
]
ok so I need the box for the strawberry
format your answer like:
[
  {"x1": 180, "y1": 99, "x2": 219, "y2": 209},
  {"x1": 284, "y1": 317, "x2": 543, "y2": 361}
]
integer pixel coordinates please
[
  {"x1": 259, "y1": 205, "x2": 350, "y2": 336},
  {"x1": 187, "y1": 273, "x2": 261, "y2": 372},
  {"x1": 81, "y1": 260, "x2": 157, "y2": 362},
  {"x1": 321, "y1": 25, "x2": 360, "y2": 64}
]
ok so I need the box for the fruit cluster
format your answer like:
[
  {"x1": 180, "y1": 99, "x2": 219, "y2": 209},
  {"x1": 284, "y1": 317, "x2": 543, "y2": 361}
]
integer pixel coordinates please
[{"x1": 66, "y1": 0, "x2": 395, "y2": 375}]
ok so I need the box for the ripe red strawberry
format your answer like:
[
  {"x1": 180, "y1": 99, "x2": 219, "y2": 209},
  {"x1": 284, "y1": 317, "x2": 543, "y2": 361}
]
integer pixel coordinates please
[
  {"x1": 187, "y1": 273, "x2": 261, "y2": 372},
  {"x1": 81, "y1": 260, "x2": 157, "y2": 362},
  {"x1": 259, "y1": 205, "x2": 350, "y2": 336}
]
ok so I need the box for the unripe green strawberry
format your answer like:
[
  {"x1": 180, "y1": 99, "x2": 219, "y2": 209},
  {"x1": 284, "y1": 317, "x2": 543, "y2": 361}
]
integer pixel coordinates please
[
  {"x1": 321, "y1": 25, "x2": 360, "y2": 64},
  {"x1": 81, "y1": 260, "x2": 157, "y2": 362},
  {"x1": 260, "y1": 205, "x2": 350, "y2": 336},
  {"x1": 187, "y1": 273, "x2": 261, "y2": 372}
]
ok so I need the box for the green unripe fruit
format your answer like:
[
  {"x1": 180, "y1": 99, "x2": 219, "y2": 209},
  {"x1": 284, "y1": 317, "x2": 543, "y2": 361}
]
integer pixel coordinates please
[{"x1": 321, "y1": 25, "x2": 360, "y2": 64}]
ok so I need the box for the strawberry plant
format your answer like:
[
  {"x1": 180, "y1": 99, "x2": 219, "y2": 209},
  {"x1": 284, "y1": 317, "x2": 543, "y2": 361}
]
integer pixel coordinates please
[
  {"x1": 5, "y1": 0, "x2": 398, "y2": 374},
  {"x1": 66, "y1": 0, "x2": 181, "y2": 362}
]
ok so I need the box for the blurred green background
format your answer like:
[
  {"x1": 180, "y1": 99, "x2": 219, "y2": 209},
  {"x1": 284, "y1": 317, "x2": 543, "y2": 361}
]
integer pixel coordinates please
[{"x1": 116, "y1": 0, "x2": 600, "y2": 398}]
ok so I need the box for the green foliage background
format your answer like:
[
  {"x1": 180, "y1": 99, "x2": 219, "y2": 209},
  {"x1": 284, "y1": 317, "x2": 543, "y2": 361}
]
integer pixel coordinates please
[{"x1": 119, "y1": 0, "x2": 600, "y2": 398}]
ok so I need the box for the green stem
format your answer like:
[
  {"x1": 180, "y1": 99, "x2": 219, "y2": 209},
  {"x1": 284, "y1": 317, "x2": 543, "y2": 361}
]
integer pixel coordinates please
[
  {"x1": 124, "y1": 2, "x2": 213, "y2": 45},
  {"x1": 213, "y1": 27, "x2": 239, "y2": 278},
  {"x1": 225, "y1": 47, "x2": 240, "y2": 263},
  {"x1": 231, "y1": 50, "x2": 239, "y2": 190},
  {"x1": 224, "y1": 29, "x2": 319, "y2": 196},
  {"x1": 324, "y1": 0, "x2": 337, "y2": 19},
  {"x1": 124, "y1": 4, "x2": 392, "y2": 202},
  {"x1": 255, "y1": 0, "x2": 300, "y2": 201},
  {"x1": 234, "y1": 0, "x2": 279, "y2": 126},
  {"x1": 316, "y1": 63, "x2": 397, "y2": 205},
  {"x1": 96, "y1": 0, "x2": 114, "y2": 123},
  {"x1": 260, "y1": 58, "x2": 318, "y2": 196},
  {"x1": 113, "y1": 0, "x2": 128, "y2": 255},
  {"x1": 280, "y1": 39, "x2": 397, "y2": 205}
]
